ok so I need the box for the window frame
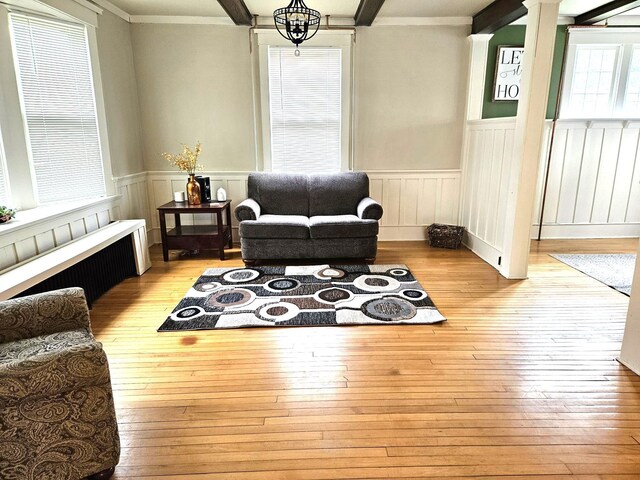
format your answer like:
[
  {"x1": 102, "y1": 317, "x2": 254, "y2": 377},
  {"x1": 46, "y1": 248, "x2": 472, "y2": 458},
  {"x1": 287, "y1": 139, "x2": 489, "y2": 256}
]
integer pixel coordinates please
[
  {"x1": 0, "y1": 4, "x2": 114, "y2": 210},
  {"x1": 561, "y1": 28, "x2": 640, "y2": 120},
  {"x1": 256, "y1": 30, "x2": 353, "y2": 173}
]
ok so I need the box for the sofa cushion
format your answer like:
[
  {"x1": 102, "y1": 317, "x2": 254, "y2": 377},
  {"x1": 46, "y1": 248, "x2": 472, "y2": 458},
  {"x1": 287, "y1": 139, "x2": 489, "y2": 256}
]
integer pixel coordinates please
[
  {"x1": 239, "y1": 215, "x2": 310, "y2": 239},
  {"x1": 248, "y1": 173, "x2": 309, "y2": 216},
  {"x1": 309, "y1": 215, "x2": 378, "y2": 239},
  {"x1": 308, "y1": 172, "x2": 369, "y2": 217}
]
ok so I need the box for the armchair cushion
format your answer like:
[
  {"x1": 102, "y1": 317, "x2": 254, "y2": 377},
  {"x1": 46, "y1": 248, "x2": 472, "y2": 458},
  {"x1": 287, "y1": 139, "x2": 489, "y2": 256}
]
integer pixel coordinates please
[
  {"x1": 310, "y1": 215, "x2": 378, "y2": 239},
  {"x1": 235, "y1": 198, "x2": 261, "y2": 222},
  {"x1": 239, "y1": 214, "x2": 310, "y2": 240},
  {"x1": 0, "y1": 288, "x2": 91, "y2": 344},
  {"x1": 357, "y1": 197, "x2": 384, "y2": 220},
  {"x1": 0, "y1": 335, "x2": 108, "y2": 409}
]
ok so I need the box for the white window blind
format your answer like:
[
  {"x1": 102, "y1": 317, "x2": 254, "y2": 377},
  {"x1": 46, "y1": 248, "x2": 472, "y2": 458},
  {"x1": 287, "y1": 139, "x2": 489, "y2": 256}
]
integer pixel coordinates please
[
  {"x1": 268, "y1": 47, "x2": 342, "y2": 174},
  {"x1": 10, "y1": 14, "x2": 105, "y2": 204}
]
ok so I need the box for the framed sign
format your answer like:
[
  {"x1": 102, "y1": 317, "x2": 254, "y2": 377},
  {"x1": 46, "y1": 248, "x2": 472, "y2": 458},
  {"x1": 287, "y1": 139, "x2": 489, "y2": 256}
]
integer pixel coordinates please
[{"x1": 493, "y1": 46, "x2": 524, "y2": 101}]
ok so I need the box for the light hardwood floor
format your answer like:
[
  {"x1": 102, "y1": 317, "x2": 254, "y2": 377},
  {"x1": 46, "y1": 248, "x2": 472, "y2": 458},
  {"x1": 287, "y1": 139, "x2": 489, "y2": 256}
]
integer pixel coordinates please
[{"x1": 90, "y1": 239, "x2": 640, "y2": 480}]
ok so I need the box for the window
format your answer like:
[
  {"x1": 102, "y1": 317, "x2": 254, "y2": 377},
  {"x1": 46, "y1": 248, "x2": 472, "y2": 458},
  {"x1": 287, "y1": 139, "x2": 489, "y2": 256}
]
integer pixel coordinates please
[
  {"x1": 624, "y1": 47, "x2": 640, "y2": 114},
  {"x1": 268, "y1": 47, "x2": 342, "y2": 174},
  {"x1": 561, "y1": 29, "x2": 640, "y2": 119},
  {"x1": 257, "y1": 31, "x2": 352, "y2": 174},
  {"x1": 10, "y1": 14, "x2": 105, "y2": 204},
  {"x1": 567, "y1": 46, "x2": 618, "y2": 117}
]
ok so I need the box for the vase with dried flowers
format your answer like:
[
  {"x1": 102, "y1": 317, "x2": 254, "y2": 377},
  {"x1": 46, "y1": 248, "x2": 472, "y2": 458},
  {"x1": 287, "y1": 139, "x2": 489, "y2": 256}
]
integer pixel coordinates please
[{"x1": 162, "y1": 142, "x2": 204, "y2": 205}]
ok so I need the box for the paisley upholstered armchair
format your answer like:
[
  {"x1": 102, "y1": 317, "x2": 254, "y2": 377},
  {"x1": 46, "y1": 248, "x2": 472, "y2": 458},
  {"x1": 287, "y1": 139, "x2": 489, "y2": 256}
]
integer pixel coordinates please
[{"x1": 0, "y1": 288, "x2": 120, "y2": 480}]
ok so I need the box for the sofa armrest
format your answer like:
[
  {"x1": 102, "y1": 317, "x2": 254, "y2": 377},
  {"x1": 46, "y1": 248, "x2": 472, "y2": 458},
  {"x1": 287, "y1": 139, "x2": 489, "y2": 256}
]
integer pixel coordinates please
[
  {"x1": 0, "y1": 288, "x2": 92, "y2": 344},
  {"x1": 357, "y1": 197, "x2": 383, "y2": 221},
  {"x1": 0, "y1": 341, "x2": 110, "y2": 409},
  {"x1": 235, "y1": 199, "x2": 261, "y2": 222}
]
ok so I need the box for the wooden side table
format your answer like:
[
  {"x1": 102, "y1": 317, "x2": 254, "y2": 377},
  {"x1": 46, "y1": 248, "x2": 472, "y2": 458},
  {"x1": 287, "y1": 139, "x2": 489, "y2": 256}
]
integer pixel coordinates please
[{"x1": 157, "y1": 200, "x2": 232, "y2": 261}]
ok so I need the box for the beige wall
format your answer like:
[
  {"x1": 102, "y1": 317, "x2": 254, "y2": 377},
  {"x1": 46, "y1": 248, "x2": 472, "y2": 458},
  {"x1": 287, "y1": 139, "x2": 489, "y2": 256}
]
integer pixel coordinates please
[
  {"x1": 354, "y1": 26, "x2": 469, "y2": 171},
  {"x1": 127, "y1": 24, "x2": 469, "y2": 173},
  {"x1": 130, "y1": 24, "x2": 256, "y2": 172},
  {"x1": 96, "y1": 10, "x2": 144, "y2": 177}
]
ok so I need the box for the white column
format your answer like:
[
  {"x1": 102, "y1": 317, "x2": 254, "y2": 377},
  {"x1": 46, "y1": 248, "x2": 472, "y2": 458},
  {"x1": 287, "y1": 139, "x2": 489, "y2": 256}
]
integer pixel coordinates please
[
  {"x1": 500, "y1": 0, "x2": 561, "y2": 279},
  {"x1": 619, "y1": 240, "x2": 640, "y2": 375},
  {"x1": 465, "y1": 34, "x2": 494, "y2": 121},
  {"x1": 458, "y1": 34, "x2": 493, "y2": 224}
]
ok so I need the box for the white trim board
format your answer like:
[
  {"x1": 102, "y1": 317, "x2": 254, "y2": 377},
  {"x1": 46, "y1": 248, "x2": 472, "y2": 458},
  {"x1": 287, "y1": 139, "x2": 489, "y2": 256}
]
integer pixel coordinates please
[
  {"x1": 462, "y1": 231, "x2": 502, "y2": 271},
  {"x1": 89, "y1": 0, "x2": 129, "y2": 22}
]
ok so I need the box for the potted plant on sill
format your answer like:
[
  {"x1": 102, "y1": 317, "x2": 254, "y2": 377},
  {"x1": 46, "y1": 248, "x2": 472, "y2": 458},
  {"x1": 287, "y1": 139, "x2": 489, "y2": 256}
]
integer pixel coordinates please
[{"x1": 0, "y1": 206, "x2": 16, "y2": 224}]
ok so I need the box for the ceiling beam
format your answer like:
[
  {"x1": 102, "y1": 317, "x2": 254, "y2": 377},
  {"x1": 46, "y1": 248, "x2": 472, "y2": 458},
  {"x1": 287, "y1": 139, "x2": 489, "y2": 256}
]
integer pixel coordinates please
[
  {"x1": 472, "y1": 0, "x2": 527, "y2": 34},
  {"x1": 354, "y1": 0, "x2": 386, "y2": 26},
  {"x1": 575, "y1": 0, "x2": 640, "y2": 25},
  {"x1": 216, "y1": 0, "x2": 252, "y2": 26}
]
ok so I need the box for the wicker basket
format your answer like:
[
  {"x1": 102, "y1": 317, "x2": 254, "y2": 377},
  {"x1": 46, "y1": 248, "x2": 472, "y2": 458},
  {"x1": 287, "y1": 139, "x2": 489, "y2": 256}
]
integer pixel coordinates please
[{"x1": 427, "y1": 223, "x2": 465, "y2": 249}]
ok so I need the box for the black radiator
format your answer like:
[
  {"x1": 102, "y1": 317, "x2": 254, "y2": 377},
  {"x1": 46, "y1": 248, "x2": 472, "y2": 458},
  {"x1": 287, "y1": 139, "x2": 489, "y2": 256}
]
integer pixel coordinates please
[{"x1": 16, "y1": 235, "x2": 137, "y2": 307}]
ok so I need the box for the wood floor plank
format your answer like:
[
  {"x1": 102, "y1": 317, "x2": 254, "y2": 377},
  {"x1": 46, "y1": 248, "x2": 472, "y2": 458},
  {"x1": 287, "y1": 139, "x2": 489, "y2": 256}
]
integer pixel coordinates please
[{"x1": 89, "y1": 240, "x2": 640, "y2": 479}]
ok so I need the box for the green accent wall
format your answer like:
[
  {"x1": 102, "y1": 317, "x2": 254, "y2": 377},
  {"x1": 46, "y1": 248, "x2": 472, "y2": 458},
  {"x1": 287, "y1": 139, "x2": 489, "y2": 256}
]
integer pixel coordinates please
[{"x1": 482, "y1": 25, "x2": 567, "y2": 119}]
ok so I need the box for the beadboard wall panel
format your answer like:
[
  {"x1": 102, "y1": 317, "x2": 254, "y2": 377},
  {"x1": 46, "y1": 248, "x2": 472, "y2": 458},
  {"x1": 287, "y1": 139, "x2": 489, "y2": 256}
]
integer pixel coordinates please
[{"x1": 0, "y1": 197, "x2": 121, "y2": 271}]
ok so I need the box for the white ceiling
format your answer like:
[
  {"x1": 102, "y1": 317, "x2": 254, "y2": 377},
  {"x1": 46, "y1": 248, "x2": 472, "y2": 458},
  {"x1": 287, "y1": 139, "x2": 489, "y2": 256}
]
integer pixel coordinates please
[
  {"x1": 378, "y1": 0, "x2": 493, "y2": 18},
  {"x1": 103, "y1": 0, "x2": 640, "y2": 21},
  {"x1": 108, "y1": 0, "x2": 226, "y2": 16}
]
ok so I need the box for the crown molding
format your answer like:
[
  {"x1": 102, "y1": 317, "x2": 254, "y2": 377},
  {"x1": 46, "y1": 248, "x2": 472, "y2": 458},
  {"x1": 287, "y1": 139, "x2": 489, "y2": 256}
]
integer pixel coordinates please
[
  {"x1": 372, "y1": 17, "x2": 472, "y2": 26},
  {"x1": 89, "y1": 0, "x2": 129, "y2": 21},
  {"x1": 129, "y1": 15, "x2": 235, "y2": 25}
]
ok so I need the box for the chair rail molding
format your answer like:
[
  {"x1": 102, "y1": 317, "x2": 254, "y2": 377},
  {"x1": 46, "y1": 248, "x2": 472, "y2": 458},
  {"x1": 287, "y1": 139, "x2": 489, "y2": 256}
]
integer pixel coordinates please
[{"x1": 114, "y1": 170, "x2": 461, "y2": 245}]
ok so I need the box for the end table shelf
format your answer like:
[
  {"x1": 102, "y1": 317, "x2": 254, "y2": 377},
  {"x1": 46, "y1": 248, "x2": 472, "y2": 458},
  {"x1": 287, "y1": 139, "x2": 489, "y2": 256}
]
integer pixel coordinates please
[{"x1": 157, "y1": 200, "x2": 232, "y2": 261}]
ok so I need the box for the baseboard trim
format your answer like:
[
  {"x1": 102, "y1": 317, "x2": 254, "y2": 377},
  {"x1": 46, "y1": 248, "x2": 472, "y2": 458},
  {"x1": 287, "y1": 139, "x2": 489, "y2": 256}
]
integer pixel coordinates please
[
  {"x1": 532, "y1": 223, "x2": 640, "y2": 239},
  {"x1": 463, "y1": 231, "x2": 501, "y2": 271}
]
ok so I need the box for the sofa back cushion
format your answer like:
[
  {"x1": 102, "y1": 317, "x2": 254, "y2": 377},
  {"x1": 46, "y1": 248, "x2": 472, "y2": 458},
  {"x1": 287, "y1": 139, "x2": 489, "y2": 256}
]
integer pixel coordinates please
[
  {"x1": 248, "y1": 173, "x2": 309, "y2": 216},
  {"x1": 308, "y1": 172, "x2": 369, "y2": 216}
]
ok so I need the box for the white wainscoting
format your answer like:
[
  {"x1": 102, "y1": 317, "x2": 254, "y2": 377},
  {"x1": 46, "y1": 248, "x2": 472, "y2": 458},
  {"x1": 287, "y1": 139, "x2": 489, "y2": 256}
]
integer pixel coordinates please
[
  {"x1": 460, "y1": 118, "x2": 527, "y2": 269},
  {"x1": 114, "y1": 172, "x2": 152, "y2": 233},
  {"x1": 120, "y1": 170, "x2": 461, "y2": 245},
  {"x1": 461, "y1": 117, "x2": 640, "y2": 269},
  {"x1": 0, "y1": 196, "x2": 121, "y2": 271},
  {"x1": 539, "y1": 120, "x2": 640, "y2": 238},
  {"x1": 368, "y1": 171, "x2": 461, "y2": 240}
]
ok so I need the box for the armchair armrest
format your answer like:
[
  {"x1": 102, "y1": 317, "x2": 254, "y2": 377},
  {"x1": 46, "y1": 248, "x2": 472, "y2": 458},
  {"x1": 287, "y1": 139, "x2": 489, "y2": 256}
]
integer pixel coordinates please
[
  {"x1": 235, "y1": 198, "x2": 261, "y2": 222},
  {"x1": 357, "y1": 197, "x2": 383, "y2": 221},
  {"x1": 0, "y1": 288, "x2": 92, "y2": 344},
  {"x1": 0, "y1": 340, "x2": 109, "y2": 409}
]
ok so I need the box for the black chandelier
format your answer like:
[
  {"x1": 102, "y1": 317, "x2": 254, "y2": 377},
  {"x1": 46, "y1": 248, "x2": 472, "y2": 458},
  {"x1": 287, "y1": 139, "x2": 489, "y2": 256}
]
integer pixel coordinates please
[{"x1": 273, "y1": 0, "x2": 321, "y2": 55}]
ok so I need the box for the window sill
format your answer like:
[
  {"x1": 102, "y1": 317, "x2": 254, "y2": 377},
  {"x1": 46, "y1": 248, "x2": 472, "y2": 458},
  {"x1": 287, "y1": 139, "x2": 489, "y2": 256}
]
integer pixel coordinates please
[{"x1": 0, "y1": 196, "x2": 119, "y2": 240}]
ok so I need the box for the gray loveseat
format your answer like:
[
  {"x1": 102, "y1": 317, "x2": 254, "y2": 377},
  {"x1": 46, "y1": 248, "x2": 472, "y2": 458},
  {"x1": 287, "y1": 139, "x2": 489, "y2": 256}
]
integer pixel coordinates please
[{"x1": 234, "y1": 172, "x2": 383, "y2": 265}]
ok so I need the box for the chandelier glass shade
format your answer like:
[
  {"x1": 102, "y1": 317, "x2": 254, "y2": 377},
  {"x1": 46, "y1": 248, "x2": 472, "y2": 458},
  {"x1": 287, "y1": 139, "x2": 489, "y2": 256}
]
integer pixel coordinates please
[{"x1": 273, "y1": 0, "x2": 321, "y2": 48}]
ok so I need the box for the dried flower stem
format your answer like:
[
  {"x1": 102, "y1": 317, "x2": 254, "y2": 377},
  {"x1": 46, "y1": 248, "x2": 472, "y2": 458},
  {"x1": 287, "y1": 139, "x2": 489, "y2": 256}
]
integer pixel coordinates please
[{"x1": 162, "y1": 142, "x2": 203, "y2": 175}]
